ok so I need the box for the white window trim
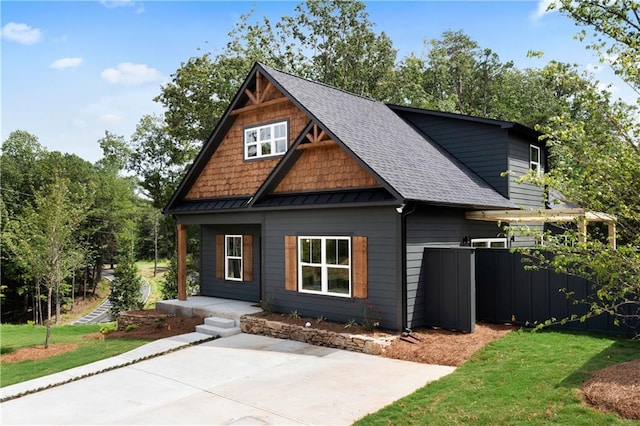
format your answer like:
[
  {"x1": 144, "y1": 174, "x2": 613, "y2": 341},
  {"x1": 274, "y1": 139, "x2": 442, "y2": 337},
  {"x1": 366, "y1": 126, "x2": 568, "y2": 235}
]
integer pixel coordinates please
[
  {"x1": 298, "y1": 236, "x2": 351, "y2": 298},
  {"x1": 471, "y1": 238, "x2": 507, "y2": 248},
  {"x1": 530, "y1": 144, "x2": 541, "y2": 175},
  {"x1": 244, "y1": 121, "x2": 288, "y2": 160},
  {"x1": 225, "y1": 235, "x2": 243, "y2": 281}
]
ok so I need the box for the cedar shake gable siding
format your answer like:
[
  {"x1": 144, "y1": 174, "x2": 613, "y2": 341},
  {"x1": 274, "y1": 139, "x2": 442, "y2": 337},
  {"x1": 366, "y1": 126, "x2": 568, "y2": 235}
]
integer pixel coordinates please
[
  {"x1": 274, "y1": 140, "x2": 380, "y2": 193},
  {"x1": 186, "y1": 99, "x2": 308, "y2": 199}
]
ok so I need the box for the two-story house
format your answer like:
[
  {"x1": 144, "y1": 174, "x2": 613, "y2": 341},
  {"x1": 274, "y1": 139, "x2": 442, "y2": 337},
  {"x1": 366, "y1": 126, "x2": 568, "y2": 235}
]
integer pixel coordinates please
[{"x1": 164, "y1": 62, "x2": 551, "y2": 331}]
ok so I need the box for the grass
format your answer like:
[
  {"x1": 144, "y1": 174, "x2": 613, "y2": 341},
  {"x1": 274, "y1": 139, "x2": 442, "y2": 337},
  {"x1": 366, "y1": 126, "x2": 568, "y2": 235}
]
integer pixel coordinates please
[
  {"x1": 137, "y1": 260, "x2": 169, "y2": 309},
  {"x1": 356, "y1": 330, "x2": 640, "y2": 425},
  {"x1": 0, "y1": 323, "x2": 150, "y2": 387}
]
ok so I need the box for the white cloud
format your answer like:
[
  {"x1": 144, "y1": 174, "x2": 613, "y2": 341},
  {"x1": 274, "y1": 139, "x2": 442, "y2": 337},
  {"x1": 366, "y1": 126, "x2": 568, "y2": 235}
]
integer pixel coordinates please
[
  {"x1": 530, "y1": 0, "x2": 558, "y2": 22},
  {"x1": 99, "y1": 113, "x2": 125, "y2": 124},
  {"x1": 72, "y1": 118, "x2": 88, "y2": 129},
  {"x1": 100, "y1": 62, "x2": 164, "y2": 86},
  {"x1": 50, "y1": 57, "x2": 83, "y2": 70},
  {"x1": 100, "y1": 0, "x2": 145, "y2": 13},
  {"x1": 1, "y1": 22, "x2": 43, "y2": 44}
]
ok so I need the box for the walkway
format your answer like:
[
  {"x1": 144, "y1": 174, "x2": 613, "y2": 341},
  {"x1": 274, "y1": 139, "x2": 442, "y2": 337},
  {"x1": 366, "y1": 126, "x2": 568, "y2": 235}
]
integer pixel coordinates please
[{"x1": 73, "y1": 269, "x2": 151, "y2": 324}]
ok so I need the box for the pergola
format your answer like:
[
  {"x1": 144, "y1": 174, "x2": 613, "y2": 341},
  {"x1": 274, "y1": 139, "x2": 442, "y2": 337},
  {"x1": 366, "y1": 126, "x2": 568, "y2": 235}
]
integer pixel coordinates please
[{"x1": 465, "y1": 208, "x2": 618, "y2": 248}]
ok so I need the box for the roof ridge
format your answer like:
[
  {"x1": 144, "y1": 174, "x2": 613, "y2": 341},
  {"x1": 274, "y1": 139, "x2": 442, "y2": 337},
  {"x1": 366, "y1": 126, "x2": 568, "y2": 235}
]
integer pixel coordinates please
[{"x1": 258, "y1": 62, "x2": 382, "y2": 106}]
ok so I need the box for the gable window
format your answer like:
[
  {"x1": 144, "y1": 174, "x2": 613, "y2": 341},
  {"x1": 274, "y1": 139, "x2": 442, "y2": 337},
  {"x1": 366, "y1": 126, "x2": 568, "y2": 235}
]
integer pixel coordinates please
[
  {"x1": 225, "y1": 235, "x2": 243, "y2": 281},
  {"x1": 298, "y1": 236, "x2": 351, "y2": 297},
  {"x1": 244, "y1": 121, "x2": 288, "y2": 159},
  {"x1": 530, "y1": 145, "x2": 541, "y2": 174}
]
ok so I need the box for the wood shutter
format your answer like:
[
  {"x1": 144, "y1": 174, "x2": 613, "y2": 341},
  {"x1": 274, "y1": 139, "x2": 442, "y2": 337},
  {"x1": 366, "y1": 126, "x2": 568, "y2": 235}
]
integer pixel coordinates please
[
  {"x1": 216, "y1": 235, "x2": 224, "y2": 279},
  {"x1": 242, "y1": 235, "x2": 253, "y2": 282},
  {"x1": 352, "y1": 236, "x2": 368, "y2": 299},
  {"x1": 284, "y1": 235, "x2": 297, "y2": 291}
]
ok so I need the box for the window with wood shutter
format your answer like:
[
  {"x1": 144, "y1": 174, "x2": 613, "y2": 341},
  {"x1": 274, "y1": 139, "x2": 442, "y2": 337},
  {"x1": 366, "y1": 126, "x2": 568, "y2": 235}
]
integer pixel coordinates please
[
  {"x1": 216, "y1": 234, "x2": 253, "y2": 282},
  {"x1": 285, "y1": 235, "x2": 368, "y2": 298}
]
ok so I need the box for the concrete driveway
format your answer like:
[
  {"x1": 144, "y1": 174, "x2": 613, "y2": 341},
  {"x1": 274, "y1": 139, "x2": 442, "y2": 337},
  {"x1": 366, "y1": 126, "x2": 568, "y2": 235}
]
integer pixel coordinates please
[{"x1": 1, "y1": 334, "x2": 454, "y2": 425}]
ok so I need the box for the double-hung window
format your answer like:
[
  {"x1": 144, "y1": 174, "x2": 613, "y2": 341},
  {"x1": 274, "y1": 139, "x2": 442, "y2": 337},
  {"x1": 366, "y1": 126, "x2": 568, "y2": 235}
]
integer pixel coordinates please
[
  {"x1": 225, "y1": 235, "x2": 243, "y2": 281},
  {"x1": 244, "y1": 121, "x2": 288, "y2": 159},
  {"x1": 298, "y1": 236, "x2": 351, "y2": 297},
  {"x1": 530, "y1": 145, "x2": 541, "y2": 175}
]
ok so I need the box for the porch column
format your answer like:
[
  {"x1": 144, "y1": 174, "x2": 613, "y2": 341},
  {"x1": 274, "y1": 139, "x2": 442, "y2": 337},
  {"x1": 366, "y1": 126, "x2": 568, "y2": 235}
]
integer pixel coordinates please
[
  {"x1": 578, "y1": 218, "x2": 587, "y2": 244},
  {"x1": 177, "y1": 224, "x2": 187, "y2": 301},
  {"x1": 608, "y1": 222, "x2": 617, "y2": 249}
]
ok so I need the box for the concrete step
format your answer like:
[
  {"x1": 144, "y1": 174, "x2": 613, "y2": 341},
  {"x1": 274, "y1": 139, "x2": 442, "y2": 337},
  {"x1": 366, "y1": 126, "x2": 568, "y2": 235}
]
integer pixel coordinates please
[
  {"x1": 204, "y1": 316, "x2": 236, "y2": 329},
  {"x1": 195, "y1": 323, "x2": 241, "y2": 338}
]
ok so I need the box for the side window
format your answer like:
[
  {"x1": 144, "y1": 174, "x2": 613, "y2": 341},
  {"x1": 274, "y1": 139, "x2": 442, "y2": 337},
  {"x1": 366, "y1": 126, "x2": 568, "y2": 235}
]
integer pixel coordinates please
[
  {"x1": 298, "y1": 236, "x2": 351, "y2": 297},
  {"x1": 530, "y1": 145, "x2": 541, "y2": 174},
  {"x1": 244, "y1": 121, "x2": 288, "y2": 160},
  {"x1": 471, "y1": 238, "x2": 507, "y2": 248}
]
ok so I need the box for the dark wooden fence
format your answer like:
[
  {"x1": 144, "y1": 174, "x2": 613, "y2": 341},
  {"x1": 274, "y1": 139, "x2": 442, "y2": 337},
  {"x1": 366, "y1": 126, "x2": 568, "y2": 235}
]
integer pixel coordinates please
[{"x1": 422, "y1": 247, "x2": 637, "y2": 336}]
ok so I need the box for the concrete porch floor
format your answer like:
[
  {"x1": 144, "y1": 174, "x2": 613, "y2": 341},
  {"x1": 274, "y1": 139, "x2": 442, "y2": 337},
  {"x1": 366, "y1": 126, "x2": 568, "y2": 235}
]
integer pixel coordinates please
[{"x1": 155, "y1": 296, "x2": 262, "y2": 323}]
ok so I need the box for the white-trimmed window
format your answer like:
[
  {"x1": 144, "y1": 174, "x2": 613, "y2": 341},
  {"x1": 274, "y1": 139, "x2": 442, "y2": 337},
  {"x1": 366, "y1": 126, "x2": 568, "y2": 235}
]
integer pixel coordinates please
[
  {"x1": 471, "y1": 238, "x2": 507, "y2": 248},
  {"x1": 244, "y1": 121, "x2": 288, "y2": 159},
  {"x1": 530, "y1": 145, "x2": 541, "y2": 174},
  {"x1": 298, "y1": 236, "x2": 351, "y2": 297},
  {"x1": 225, "y1": 235, "x2": 243, "y2": 281}
]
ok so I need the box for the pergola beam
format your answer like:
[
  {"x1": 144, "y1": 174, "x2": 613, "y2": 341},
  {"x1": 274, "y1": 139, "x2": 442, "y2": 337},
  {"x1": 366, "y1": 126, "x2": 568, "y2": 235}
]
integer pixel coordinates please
[{"x1": 466, "y1": 208, "x2": 617, "y2": 248}]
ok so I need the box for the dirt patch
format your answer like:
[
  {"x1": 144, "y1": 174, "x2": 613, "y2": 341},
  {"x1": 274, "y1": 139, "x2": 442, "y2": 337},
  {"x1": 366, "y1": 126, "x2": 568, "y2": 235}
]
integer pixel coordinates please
[
  {"x1": 1, "y1": 344, "x2": 79, "y2": 364},
  {"x1": 581, "y1": 359, "x2": 640, "y2": 420},
  {"x1": 383, "y1": 323, "x2": 515, "y2": 366}
]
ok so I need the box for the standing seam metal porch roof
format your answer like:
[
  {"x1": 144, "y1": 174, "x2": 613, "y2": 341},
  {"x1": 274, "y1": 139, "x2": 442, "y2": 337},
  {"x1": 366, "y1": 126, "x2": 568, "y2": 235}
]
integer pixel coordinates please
[{"x1": 259, "y1": 64, "x2": 515, "y2": 209}]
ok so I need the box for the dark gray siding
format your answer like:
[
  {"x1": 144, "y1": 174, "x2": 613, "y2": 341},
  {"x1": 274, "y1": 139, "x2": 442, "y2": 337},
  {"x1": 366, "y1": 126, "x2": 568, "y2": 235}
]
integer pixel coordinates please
[
  {"x1": 200, "y1": 224, "x2": 261, "y2": 302},
  {"x1": 399, "y1": 112, "x2": 509, "y2": 197},
  {"x1": 507, "y1": 133, "x2": 545, "y2": 247},
  {"x1": 262, "y1": 207, "x2": 402, "y2": 330},
  {"x1": 406, "y1": 206, "x2": 499, "y2": 329}
]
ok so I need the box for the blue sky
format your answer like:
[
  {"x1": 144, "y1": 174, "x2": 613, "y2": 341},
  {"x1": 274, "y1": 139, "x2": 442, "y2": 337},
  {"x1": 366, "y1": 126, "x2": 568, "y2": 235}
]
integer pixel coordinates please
[{"x1": 2, "y1": 1, "x2": 634, "y2": 163}]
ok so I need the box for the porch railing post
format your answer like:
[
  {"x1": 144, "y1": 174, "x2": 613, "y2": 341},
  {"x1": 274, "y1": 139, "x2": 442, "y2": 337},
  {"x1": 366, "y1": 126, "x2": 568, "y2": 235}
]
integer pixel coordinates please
[{"x1": 177, "y1": 224, "x2": 187, "y2": 301}]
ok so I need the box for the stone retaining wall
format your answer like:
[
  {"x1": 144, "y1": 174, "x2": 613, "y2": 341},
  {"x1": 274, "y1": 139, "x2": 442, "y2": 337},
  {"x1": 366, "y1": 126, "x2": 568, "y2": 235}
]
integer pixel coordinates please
[
  {"x1": 240, "y1": 315, "x2": 395, "y2": 355},
  {"x1": 118, "y1": 311, "x2": 172, "y2": 331}
]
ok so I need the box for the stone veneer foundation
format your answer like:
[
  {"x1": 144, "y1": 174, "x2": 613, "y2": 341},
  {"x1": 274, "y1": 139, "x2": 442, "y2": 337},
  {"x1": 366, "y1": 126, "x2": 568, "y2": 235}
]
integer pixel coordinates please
[
  {"x1": 118, "y1": 310, "x2": 172, "y2": 331},
  {"x1": 240, "y1": 315, "x2": 396, "y2": 355}
]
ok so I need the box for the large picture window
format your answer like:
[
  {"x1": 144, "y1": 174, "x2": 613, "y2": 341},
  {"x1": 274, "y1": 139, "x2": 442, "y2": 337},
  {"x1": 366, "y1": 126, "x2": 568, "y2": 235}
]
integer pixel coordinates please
[
  {"x1": 244, "y1": 121, "x2": 288, "y2": 159},
  {"x1": 298, "y1": 236, "x2": 351, "y2": 297},
  {"x1": 225, "y1": 235, "x2": 243, "y2": 281}
]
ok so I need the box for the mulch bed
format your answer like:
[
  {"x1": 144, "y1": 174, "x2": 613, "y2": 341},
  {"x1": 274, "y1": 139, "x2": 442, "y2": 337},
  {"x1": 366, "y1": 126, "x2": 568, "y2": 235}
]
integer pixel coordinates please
[{"x1": 581, "y1": 358, "x2": 640, "y2": 420}]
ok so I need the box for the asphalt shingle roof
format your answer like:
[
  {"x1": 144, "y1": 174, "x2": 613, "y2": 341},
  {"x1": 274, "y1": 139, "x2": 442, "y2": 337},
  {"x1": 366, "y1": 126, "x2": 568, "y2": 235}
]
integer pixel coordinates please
[{"x1": 260, "y1": 64, "x2": 515, "y2": 209}]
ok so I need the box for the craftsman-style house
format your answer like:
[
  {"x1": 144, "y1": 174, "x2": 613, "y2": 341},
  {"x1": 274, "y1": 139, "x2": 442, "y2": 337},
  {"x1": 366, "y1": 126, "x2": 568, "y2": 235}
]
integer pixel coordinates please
[{"x1": 164, "y1": 62, "x2": 552, "y2": 331}]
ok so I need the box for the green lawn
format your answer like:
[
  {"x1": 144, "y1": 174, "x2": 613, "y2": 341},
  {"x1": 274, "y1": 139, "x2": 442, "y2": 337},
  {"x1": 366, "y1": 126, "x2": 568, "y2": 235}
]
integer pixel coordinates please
[
  {"x1": 356, "y1": 330, "x2": 640, "y2": 425},
  {"x1": 0, "y1": 323, "x2": 149, "y2": 387}
]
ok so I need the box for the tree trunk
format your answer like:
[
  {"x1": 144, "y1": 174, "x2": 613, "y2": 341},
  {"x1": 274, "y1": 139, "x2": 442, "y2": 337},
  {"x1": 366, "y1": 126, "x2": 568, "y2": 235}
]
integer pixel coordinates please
[
  {"x1": 55, "y1": 279, "x2": 60, "y2": 325},
  {"x1": 153, "y1": 212, "x2": 159, "y2": 277},
  {"x1": 45, "y1": 285, "x2": 53, "y2": 349},
  {"x1": 84, "y1": 264, "x2": 89, "y2": 300}
]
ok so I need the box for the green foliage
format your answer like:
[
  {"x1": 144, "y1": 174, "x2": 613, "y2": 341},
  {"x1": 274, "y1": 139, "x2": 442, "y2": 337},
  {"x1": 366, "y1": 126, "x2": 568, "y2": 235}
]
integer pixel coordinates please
[
  {"x1": 161, "y1": 255, "x2": 179, "y2": 300},
  {"x1": 361, "y1": 304, "x2": 380, "y2": 331},
  {"x1": 124, "y1": 324, "x2": 138, "y2": 332},
  {"x1": 356, "y1": 331, "x2": 640, "y2": 425},
  {"x1": 552, "y1": 0, "x2": 640, "y2": 93},
  {"x1": 516, "y1": 2, "x2": 640, "y2": 330},
  {"x1": 344, "y1": 318, "x2": 357, "y2": 329},
  {"x1": 108, "y1": 238, "x2": 143, "y2": 318},
  {"x1": 288, "y1": 309, "x2": 301, "y2": 319}
]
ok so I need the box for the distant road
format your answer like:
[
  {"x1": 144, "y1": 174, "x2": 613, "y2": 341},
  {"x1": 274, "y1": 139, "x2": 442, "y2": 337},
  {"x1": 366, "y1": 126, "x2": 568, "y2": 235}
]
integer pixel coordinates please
[{"x1": 73, "y1": 269, "x2": 151, "y2": 324}]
